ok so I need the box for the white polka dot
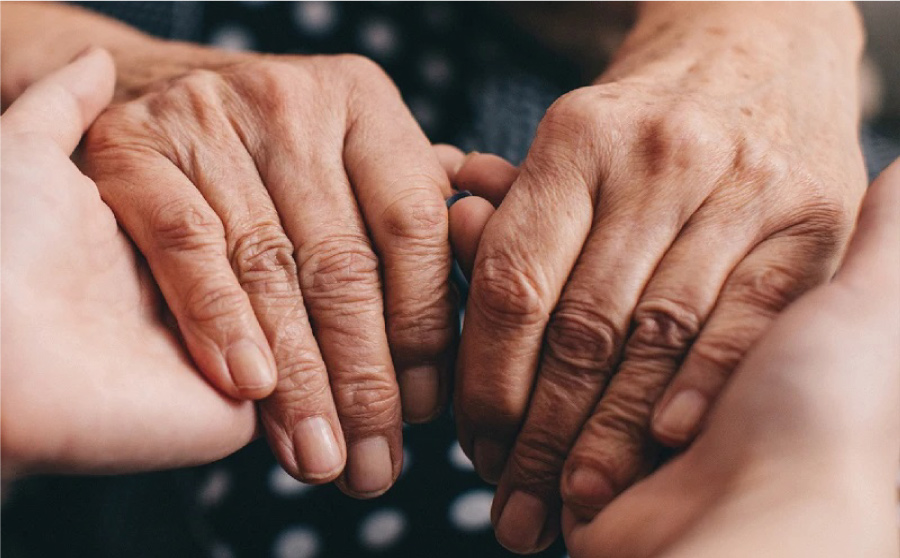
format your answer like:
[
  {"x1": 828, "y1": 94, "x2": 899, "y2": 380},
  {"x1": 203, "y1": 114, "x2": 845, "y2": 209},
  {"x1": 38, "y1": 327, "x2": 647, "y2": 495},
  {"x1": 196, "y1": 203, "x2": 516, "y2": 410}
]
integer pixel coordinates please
[
  {"x1": 197, "y1": 468, "x2": 231, "y2": 507},
  {"x1": 210, "y1": 541, "x2": 235, "y2": 558},
  {"x1": 420, "y1": 53, "x2": 453, "y2": 88},
  {"x1": 209, "y1": 26, "x2": 255, "y2": 52},
  {"x1": 359, "y1": 19, "x2": 399, "y2": 58},
  {"x1": 358, "y1": 508, "x2": 407, "y2": 550},
  {"x1": 408, "y1": 97, "x2": 438, "y2": 130},
  {"x1": 449, "y1": 489, "x2": 493, "y2": 531},
  {"x1": 448, "y1": 441, "x2": 474, "y2": 471},
  {"x1": 273, "y1": 526, "x2": 320, "y2": 558},
  {"x1": 293, "y1": 2, "x2": 338, "y2": 36},
  {"x1": 268, "y1": 464, "x2": 314, "y2": 497}
]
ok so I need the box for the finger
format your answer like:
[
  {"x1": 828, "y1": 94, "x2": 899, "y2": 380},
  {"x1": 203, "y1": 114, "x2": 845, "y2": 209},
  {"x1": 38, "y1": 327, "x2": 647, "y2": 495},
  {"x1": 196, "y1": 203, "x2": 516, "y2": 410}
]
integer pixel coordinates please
[
  {"x1": 454, "y1": 148, "x2": 596, "y2": 491},
  {"x1": 647, "y1": 231, "x2": 840, "y2": 452},
  {"x1": 835, "y1": 158, "x2": 900, "y2": 292},
  {"x1": 143, "y1": 106, "x2": 347, "y2": 484},
  {"x1": 449, "y1": 195, "x2": 496, "y2": 278},
  {"x1": 433, "y1": 143, "x2": 466, "y2": 183},
  {"x1": 550, "y1": 224, "x2": 753, "y2": 521},
  {"x1": 452, "y1": 152, "x2": 519, "y2": 207},
  {"x1": 488, "y1": 192, "x2": 689, "y2": 553},
  {"x1": 344, "y1": 74, "x2": 457, "y2": 427},
  {"x1": 432, "y1": 144, "x2": 519, "y2": 205},
  {"x1": 84, "y1": 150, "x2": 278, "y2": 401},
  {"x1": 2, "y1": 47, "x2": 115, "y2": 153}
]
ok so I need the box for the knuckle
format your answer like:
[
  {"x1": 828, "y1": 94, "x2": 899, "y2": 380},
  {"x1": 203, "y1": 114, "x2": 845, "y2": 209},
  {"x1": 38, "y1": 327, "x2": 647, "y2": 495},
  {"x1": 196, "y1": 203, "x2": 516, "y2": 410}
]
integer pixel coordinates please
[
  {"x1": 389, "y1": 309, "x2": 455, "y2": 363},
  {"x1": 626, "y1": 299, "x2": 702, "y2": 361},
  {"x1": 149, "y1": 200, "x2": 225, "y2": 253},
  {"x1": 544, "y1": 299, "x2": 619, "y2": 377},
  {"x1": 272, "y1": 354, "x2": 331, "y2": 403},
  {"x1": 508, "y1": 428, "x2": 569, "y2": 490},
  {"x1": 335, "y1": 53, "x2": 390, "y2": 83},
  {"x1": 182, "y1": 280, "x2": 249, "y2": 327},
  {"x1": 689, "y1": 331, "x2": 755, "y2": 378},
  {"x1": 334, "y1": 371, "x2": 400, "y2": 426},
  {"x1": 471, "y1": 253, "x2": 549, "y2": 330},
  {"x1": 590, "y1": 383, "x2": 658, "y2": 447},
  {"x1": 380, "y1": 189, "x2": 448, "y2": 244},
  {"x1": 230, "y1": 224, "x2": 300, "y2": 294},
  {"x1": 297, "y1": 236, "x2": 381, "y2": 301},
  {"x1": 729, "y1": 261, "x2": 809, "y2": 312}
]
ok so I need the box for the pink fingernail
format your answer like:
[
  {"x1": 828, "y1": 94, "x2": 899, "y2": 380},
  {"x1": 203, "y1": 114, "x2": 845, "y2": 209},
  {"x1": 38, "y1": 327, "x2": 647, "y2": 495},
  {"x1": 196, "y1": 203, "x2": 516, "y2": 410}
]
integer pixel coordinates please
[
  {"x1": 495, "y1": 491, "x2": 547, "y2": 553},
  {"x1": 347, "y1": 436, "x2": 393, "y2": 496},
  {"x1": 226, "y1": 340, "x2": 275, "y2": 395},
  {"x1": 654, "y1": 390, "x2": 707, "y2": 442},
  {"x1": 292, "y1": 416, "x2": 343, "y2": 480}
]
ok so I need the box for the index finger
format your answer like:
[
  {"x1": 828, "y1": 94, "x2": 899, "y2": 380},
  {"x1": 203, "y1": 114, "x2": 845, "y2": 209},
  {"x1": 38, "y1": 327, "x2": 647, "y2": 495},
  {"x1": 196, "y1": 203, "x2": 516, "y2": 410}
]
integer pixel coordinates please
[{"x1": 2, "y1": 47, "x2": 115, "y2": 153}]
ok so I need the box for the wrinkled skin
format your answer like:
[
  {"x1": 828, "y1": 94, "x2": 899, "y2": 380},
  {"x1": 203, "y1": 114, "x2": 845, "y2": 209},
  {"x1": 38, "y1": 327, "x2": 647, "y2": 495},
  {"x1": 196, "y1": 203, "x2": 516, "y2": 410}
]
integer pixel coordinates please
[
  {"x1": 451, "y1": 4, "x2": 867, "y2": 551},
  {"x1": 562, "y1": 159, "x2": 900, "y2": 558},
  {"x1": 82, "y1": 43, "x2": 456, "y2": 497},
  {"x1": 448, "y1": 150, "x2": 899, "y2": 558},
  {"x1": 1, "y1": 49, "x2": 257, "y2": 477}
]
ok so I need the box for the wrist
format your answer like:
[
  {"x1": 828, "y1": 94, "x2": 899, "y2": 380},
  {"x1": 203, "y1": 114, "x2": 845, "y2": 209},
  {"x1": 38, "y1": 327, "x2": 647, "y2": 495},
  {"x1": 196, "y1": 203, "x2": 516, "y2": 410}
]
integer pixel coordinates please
[{"x1": 601, "y1": 2, "x2": 863, "y2": 93}]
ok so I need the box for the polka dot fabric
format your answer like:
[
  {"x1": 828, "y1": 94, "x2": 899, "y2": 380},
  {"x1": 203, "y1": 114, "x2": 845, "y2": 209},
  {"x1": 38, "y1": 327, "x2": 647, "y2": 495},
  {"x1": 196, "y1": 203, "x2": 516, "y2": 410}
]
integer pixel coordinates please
[{"x1": 198, "y1": 419, "x2": 568, "y2": 558}]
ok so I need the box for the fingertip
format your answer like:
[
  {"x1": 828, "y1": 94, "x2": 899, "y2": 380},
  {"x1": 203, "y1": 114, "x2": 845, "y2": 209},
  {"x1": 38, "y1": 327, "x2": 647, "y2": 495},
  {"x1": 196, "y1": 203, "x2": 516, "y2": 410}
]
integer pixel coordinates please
[
  {"x1": 225, "y1": 340, "x2": 278, "y2": 399},
  {"x1": 448, "y1": 195, "x2": 495, "y2": 278},
  {"x1": 433, "y1": 143, "x2": 466, "y2": 182},
  {"x1": 454, "y1": 153, "x2": 519, "y2": 206},
  {"x1": 3, "y1": 46, "x2": 116, "y2": 152},
  {"x1": 651, "y1": 389, "x2": 708, "y2": 447}
]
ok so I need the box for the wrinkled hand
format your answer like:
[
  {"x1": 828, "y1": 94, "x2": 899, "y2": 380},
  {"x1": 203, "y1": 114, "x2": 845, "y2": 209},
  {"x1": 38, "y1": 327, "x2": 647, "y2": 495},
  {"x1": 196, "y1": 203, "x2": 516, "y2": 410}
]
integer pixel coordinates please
[
  {"x1": 451, "y1": 7, "x2": 867, "y2": 551},
  {"x1": 1, "y1": 49, "x2": 256, "y2": 477},
  {"x1": 82, "y1": 42, "x2": 455, "y2": 496},
  {"x1": 562, "y1": 159, "x2": 900, "y2": 558}
]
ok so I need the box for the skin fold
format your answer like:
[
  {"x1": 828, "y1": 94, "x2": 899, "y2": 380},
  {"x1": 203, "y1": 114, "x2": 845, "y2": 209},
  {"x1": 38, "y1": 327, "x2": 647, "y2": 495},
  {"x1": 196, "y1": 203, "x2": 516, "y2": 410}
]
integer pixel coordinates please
[
  {"x1": 447, "y1": 148, "x2": 900, "y2": 558},
  {"x1": 449, "y1": 3, "x2": 868, "y2": 552}
]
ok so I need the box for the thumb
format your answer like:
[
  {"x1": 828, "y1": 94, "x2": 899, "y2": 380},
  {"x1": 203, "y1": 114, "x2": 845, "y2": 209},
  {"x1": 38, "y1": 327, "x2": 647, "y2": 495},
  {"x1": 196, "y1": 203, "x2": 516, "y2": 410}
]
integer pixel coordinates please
[
  {"x1": 1, "y1": 47, "x2": 115, "y2": 154},
  {"x1": 447, "y1": 154, "x2": 520, "y2": 277},
  {"x1": 834, "y1": 158, "x2": 900, "y2": 297}
]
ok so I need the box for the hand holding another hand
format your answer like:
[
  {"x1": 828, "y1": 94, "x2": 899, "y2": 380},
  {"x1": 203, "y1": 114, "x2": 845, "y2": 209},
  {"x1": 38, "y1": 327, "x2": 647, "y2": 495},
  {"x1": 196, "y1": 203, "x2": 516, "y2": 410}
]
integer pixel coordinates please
[
  {"x1": 82, "y1": 40, "x2": 456, "y2": 497},
  {"x1": 1, "y1": 49, "x2": 256, "y2": 477}
]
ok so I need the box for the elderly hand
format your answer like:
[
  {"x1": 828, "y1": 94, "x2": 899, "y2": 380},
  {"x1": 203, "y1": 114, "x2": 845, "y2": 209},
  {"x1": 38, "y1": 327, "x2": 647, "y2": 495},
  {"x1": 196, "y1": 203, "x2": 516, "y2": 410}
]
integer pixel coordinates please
[
  {"x1": 1, "y1": 49, "x2": 256, "y2": 477},
  {"x1": 451, "y1": 2, "x2": 868, "y2": 551},
  {"x1": 75, "y1": 33, "x2": 455, "y2": 496},
  {"x1": 562, "y1": 159, "x2": 900, "y2": 558}
]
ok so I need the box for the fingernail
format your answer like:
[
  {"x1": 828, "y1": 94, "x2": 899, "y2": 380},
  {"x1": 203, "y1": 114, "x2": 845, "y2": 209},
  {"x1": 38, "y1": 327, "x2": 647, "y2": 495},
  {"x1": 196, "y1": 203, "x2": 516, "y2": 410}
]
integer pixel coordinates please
[
  {"x1": 454, "y1": 151, "x2": 480, "y2": 175},
  {"x1": 565, "y1": 467, "x2": 614, "y2": 511},
  {"x1": 399, "y1": 365, "x2": 440, "y2": 423},
  {"x1": 347, "y1": 436, "x2": 393, "y2": 495},
  {"x1": 473, "y1": 438, "x2": 506, "y2": 484},
  {"x1": 292, "y1": 416, "x2": 343, "y2": 480},
  {"x1": 226, "y1": 340, "x2": 275, "y2": 393},
  {"x1": 445, "y1": 190, "x2": 472, "y2": 208},
  {"x1": 654, "y1": 390, "x2": 707, "y2": 442},
  {"x1": 495, "y1": 491, "x2": 547, "y2": 553}
]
